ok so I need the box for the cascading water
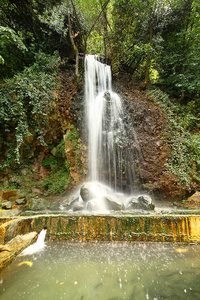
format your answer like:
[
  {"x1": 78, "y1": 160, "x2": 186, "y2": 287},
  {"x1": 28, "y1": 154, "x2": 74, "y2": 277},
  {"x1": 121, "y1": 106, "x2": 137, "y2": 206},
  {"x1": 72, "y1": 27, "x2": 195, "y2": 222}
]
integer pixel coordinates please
[
  {"x1": 85, "y1": 55, "x2": 125, "y2": 188},
  {"x1": 19, "y1": 229, "x2": 47, "y2": 256},
  {"x1": 63, "y1": 55, "x2": 154, "y2": 212}
]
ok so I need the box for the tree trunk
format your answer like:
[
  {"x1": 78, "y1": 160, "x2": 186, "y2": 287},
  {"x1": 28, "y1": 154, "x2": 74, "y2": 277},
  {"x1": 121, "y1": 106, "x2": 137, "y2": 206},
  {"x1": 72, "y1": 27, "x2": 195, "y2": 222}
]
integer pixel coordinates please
[
  {"x1": 67, "y1": 0, "x2": 79, "y2": 78},
  {"x1": 144, "y1": 20, "x2": 153, "y2": 88}
]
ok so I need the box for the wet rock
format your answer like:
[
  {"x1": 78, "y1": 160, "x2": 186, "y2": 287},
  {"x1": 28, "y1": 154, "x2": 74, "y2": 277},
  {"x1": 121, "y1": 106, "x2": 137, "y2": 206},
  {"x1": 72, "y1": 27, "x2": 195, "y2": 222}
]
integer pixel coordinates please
[
  {"x1": 104, "y1": 195, "x2": 125, "y2": 211},
  {"x1": 73, "y1": 203, "x2": 85, "y2": 212},
  {"x1": 80, "y1": 183, "x2": 95, "y2": 202},
  {"x1": 104, "y1": 91, "x2": 111, "y2": 101},
  {"x1": 126, "y1": 197, "x2": 141, "y2": 210},
  {"x1": 15, "y1": 198, "x2": 27, "y2": 205},
  {"x1": 126, "y1": 195, "x2": 155, "y2": 210},
  {"x1": 0, "y1": 232, "x2": 37, "y2": 271},
  {"x1": 86, "y1": 199, "x2": 98, "y2": 211},
  {"x1": 64, "y1": 196, "x2": 79, "y2": 210},
  {"x1": 137, "y1": 195, "x2": 155, "y2": 210},
  {"x1": 1, "y1": 201, "x2": 12, "y2": 210}
]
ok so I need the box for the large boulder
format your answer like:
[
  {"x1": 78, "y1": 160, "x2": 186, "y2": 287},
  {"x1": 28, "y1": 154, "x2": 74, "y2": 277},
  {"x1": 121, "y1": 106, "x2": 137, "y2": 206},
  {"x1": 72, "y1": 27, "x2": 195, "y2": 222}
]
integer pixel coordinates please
[
  {"x1": 80, "y1": 183, "x2": 95, "y2": 202},
  {"x1": 126, "y1": 197, "x2": 141, "y2": 210},
  {"x1": 63, "y1": 196, "x2": 79, "y2": 210},
  {"x1": 126, "y1": 195, "x2": 155, "y2": 210},
  {"x1": 73, "y1": 203, "x2": 85, "y2": 212},
  {"x1": 104, "y1": 195, "x2": 125, "y2": 211},
  {"x1": 1, "y1": 201, "x2": 12, "y2": 210},
  {"x1": 86, "y1": 199, "x2": 99, "y2": 212},
  {"x1": 15, "y1": 198, "x2": 27, "y2": 205},
  {"x1": 137, "y1": 195, "x2": 155, "y2": 210},
  {"x1": 28, "y1": 198, "x2": 48, "y2": 211}
]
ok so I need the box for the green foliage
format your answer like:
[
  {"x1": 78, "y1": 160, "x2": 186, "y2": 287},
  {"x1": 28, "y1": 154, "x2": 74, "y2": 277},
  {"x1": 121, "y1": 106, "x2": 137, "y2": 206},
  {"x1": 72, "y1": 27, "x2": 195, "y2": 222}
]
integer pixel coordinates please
[
  {"x1": 42, "y1": 168, "x2": 70, "y2": 195},
  {"x1": 65, "y1": 124, "x2": 82, "y2": 169},
  {"x1": 0, "y1": 26, "x2": 28, "y2": 77},
  {"x1": 38, "y1": 3, "x2": 69, "y2": 36},
  {"x1": 41, "y1": 139, "x2": 70, "y2": 195},
  {"x1": 55, "y1": 140, "x2": 65, "y2": 158},
  {"x1": 147, "y1": 88, "x2": 200, "y2": 187},
  {"x1": 41, "y1": 158, "x2": 58, "y2": 168},
  {"x1": 41, "y1": 125, "x2": 84, "y2": 195},
  {"x1": 65, "y1": 124, "x2": 79, "y2": 143},
  {"x1": 0, "y1": 51, "x2": 60, "y2": 168}
]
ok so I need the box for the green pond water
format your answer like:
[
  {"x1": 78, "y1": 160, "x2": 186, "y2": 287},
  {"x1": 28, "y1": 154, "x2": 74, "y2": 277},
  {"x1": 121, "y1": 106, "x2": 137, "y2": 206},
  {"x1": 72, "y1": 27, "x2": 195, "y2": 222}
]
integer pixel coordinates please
[{"x1": 0, "y1": 241, "x2": 200, "y2": 300}]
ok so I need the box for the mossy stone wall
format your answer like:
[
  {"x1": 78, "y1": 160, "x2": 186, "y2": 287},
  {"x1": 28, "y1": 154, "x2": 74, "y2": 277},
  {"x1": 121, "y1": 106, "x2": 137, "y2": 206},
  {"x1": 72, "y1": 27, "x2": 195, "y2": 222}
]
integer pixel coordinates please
[{"x1": 1, "y1": 215, "x2": 200, "y2": 243}]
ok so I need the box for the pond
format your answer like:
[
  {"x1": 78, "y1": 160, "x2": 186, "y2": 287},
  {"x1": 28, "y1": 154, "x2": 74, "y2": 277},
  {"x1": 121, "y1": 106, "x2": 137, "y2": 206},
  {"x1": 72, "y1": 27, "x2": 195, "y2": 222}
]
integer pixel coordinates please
[{"x1": 1, "y1": 241, "x2": 200, "y2": 299}]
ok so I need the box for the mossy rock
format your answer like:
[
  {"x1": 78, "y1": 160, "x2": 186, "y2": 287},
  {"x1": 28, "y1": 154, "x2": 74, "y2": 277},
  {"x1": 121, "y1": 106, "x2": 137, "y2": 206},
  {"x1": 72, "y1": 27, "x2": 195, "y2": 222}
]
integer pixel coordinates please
[
  {"x1": 1, "y1": 201, "x2": 12, "y2": 210},
  {"x1": 28, "y1": 198, "x2": 48, "y2": 211},
  {"x1": 15, "y1": 198, "x2": 27, "y2": 205}
]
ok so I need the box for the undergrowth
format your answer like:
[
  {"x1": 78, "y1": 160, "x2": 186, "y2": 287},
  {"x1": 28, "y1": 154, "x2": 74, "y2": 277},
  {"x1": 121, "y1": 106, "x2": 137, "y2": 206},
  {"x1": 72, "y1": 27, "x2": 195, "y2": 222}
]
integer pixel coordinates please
[
  {"x1": 0, "y1": 51, "x2": 60, "y2": 169},
  {"x1": 146, "y1": 88, "x2": 200, "y2": 189},
  {"x1": 41, "y1": 125, "x2": 83, "y2": 195}
]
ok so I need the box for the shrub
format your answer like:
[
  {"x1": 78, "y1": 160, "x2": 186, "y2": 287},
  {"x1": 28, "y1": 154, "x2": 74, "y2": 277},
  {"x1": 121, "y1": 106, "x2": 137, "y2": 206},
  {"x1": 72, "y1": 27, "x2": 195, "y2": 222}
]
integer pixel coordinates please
[
  {"x1": 146, "y1": 88, "x2": 200, "y2": 188},
  {"x1": 0, "y1": 51, "x2": 60, "y2": 168}
]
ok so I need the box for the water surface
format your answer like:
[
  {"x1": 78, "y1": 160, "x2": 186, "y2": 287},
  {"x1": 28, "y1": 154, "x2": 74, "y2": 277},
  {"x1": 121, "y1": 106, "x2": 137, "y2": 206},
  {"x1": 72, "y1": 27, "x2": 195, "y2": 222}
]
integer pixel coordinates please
[{"x1": 1, "y1": 241, "x2": 200, "y2": 299}]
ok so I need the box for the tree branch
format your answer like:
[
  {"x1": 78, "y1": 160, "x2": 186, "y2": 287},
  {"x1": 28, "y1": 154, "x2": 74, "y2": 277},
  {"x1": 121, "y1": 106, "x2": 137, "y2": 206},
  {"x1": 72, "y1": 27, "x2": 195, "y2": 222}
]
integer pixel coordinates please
[{"x1": 87, "y1": 0, "x2": 111, "y2": 38}]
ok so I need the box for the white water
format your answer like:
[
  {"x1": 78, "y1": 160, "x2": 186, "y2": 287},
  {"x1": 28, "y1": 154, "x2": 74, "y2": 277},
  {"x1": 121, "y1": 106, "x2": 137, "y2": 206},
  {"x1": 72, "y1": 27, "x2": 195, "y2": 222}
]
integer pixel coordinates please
[
  {"x1": 85, "y1": 55, "x2": 125, "y2": 187},
  {"x1": 19, "y1": 229, "x2": 47, "y2": 256}
]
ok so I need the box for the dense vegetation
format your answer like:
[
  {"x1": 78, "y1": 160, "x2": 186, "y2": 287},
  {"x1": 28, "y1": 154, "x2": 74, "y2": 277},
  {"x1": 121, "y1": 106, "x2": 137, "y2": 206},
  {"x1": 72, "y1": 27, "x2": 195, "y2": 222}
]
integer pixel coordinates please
[{"x1": 0, "y1": 0, "x2": 199, "y2": 197}]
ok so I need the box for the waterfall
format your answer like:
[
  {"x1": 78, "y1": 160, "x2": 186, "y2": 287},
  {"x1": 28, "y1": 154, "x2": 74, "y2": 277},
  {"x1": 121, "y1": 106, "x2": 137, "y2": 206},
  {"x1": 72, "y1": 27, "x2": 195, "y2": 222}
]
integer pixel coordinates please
[
  {"x1": 20, "y1": 229, "x2": 47, "y2": 256},
  {"x1": 61, "y1": 55, "x2": 154, "y2": 212},
  {"x1": 85, "y1": 55, "x2": 125, "y2": 188}
]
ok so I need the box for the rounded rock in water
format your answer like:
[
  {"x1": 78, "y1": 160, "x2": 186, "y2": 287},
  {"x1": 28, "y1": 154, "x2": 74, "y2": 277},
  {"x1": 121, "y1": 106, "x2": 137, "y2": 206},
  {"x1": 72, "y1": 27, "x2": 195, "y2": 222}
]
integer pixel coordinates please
[{"x1": 80, "y1": 183, "x2": 95, "y2": 202}]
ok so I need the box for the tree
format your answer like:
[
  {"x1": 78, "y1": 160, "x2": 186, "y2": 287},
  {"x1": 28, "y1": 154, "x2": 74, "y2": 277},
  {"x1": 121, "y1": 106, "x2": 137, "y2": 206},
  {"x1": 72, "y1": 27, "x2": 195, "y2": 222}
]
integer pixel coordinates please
[
  {"x1": 155, "y1": 0, "x2": 200, "y2": 100},
  {"x1": 0, "y1": 26, "x2": 27, "y2": 77}
]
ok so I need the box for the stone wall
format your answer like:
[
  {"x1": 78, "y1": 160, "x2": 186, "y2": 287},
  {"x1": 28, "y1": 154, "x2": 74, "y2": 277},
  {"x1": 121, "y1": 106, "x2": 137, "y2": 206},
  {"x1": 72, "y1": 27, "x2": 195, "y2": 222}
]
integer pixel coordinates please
[{"x1": 1, "y1": 215, "x2": 200, "y2": 244}]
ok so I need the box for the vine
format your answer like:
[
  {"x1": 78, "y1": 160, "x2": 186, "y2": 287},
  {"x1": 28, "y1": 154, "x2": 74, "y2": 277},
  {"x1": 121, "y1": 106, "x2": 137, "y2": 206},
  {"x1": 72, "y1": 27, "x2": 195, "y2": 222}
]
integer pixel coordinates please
[{"x1": 0, "y1": 51, "x2": 60, "y2": 169}]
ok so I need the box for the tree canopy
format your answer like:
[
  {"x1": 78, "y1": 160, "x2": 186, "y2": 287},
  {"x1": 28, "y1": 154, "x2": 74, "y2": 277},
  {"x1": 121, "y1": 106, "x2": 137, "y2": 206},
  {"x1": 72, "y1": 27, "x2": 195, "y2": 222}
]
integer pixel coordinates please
[
  {"x1": 0, "y1": 0, "x2": 199, "y2": 191},
  {"x1": 1, "y1": 0, "x2": 199, "y2": 100}
]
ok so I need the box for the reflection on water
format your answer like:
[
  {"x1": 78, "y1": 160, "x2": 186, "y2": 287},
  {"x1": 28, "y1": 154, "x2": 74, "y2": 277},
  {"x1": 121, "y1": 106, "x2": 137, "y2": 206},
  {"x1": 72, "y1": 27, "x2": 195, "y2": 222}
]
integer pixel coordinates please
[{"x1": 1, "y1": 242, "x2": 200, "y2": 300}]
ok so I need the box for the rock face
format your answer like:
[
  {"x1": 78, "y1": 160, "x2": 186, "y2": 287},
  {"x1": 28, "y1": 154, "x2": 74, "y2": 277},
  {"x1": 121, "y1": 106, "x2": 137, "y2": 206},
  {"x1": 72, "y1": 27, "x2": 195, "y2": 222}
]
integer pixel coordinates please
[
  {"x1": 15, "y1": 198, "x2": 26, "y2": 205},
  {"x1": 64, "y1": 196, "x2": 79, "y2": 210},
  {"x1": 187, "y1": 191, "x2": 200, "y2": 202},
  {"x1": 113, "y1": 73, "x2": 195, "y2": 200}
]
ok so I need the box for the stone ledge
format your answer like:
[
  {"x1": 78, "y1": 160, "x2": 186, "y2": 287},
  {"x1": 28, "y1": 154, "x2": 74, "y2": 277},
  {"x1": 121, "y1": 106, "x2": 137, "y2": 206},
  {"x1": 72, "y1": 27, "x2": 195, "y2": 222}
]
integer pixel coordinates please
[{"x1": 0, "y1": 232, "x2": 37, "y2": 271}]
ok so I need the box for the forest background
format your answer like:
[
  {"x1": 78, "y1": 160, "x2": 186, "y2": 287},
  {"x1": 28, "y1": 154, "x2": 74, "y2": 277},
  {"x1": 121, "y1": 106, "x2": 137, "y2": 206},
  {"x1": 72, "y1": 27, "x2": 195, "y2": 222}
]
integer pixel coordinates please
[{"x1": 0, "y1": 0, "x2": 199, "y2": 202}]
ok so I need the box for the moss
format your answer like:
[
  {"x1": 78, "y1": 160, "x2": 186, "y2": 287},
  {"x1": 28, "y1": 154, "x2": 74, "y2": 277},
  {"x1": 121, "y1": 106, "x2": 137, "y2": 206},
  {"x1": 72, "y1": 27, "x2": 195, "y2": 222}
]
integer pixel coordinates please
[{"x1": 57, "y1": 218, "x2": 62, "y2": 235}]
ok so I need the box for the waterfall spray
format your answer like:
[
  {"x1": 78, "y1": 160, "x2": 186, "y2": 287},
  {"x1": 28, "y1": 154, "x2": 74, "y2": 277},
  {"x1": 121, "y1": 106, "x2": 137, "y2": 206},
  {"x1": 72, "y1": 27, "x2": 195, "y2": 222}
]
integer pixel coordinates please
[
  {"x1": 62, "y1": 55, "x2": 154, "y2": 212},
  {"x1": 85, "y1": 55, "x2": 125, "y2": 188}
]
